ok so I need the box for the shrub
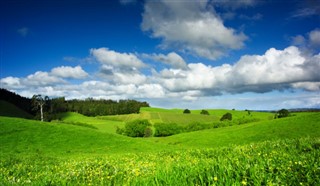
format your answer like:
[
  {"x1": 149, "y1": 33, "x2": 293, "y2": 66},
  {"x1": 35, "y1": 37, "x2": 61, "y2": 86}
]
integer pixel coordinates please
[
  {"x1": 220, "y1": 113, "x2": 232, "y2": 121},
  {"x1": 275, "y1": 109, "x2": 290, "y2": 118},
  {"x1": 200, "y1": 110, "x2": 209, "y2": 115},
  {"x1": 116, "y1": 126, "x2": 125, "y2": 135},
  {"x1": 144, "y1": 127, "x2": 153, "y2": 137},
  {"x1": 154, "y1": 123, "x2": 183, "y2": 137},
  {"x1": 124, "y1": 119, "x2": 151, "y2": 137},
  {"x1": 183, "y1": 109, "x2": 191, "y2": 114},
  {"x1": 245, "y1": 109, "x2": 251, "y2": 115},
  {"x1": 185, "y1": 122, "x2": 211, "y2": 132}
]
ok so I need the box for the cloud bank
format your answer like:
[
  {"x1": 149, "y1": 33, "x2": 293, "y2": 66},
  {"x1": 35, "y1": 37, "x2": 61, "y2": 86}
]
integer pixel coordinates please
[{"x1": 2, "y1": 43, "x2": 319, "y2": 109}]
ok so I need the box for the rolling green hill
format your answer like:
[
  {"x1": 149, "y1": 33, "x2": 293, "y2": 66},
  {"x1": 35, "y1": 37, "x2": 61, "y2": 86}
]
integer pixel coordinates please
[
  {"x1": 0, "y1": 116, "x2": 168, "y2": 156},
  {"x1": 1, "y1": 112, "x2": 319, "y2": 155},
  {"x1": 0, "y1": 100, "x2": 33, "y2": 119},
  {"x1": 1, "y1": 111, "x2": 319, "y2": 185},
  {"x1": 101, "y1": 107, "x2": 274, "y2": 126},
  {"x1": 57, "y1": 112, "x2": 125, "y2": 133},
  {"x1": 148, "y1": 112, "x2": 320, "y2": 148}
]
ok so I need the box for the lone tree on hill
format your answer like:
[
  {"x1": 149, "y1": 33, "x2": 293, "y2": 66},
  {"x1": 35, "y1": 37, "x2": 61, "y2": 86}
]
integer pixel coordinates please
[
  {"x1": 183, "y1": 109, "x2": 191, "y2": 114},
  {"x1": 275, "y1": 109, "x2": 290, "y2": 119},
  {"x1": 220, "y1": 113, "x2": 232, "y2": 121},
  {"x1": 200, "y1": 110, "x2": 209, "y2": 115},
  {"x1": 32, "y1": 94, "x2": 49, "y2": 122}
]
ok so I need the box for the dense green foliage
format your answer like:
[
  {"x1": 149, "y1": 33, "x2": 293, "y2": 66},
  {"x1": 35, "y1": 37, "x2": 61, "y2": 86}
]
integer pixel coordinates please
[
  {"x1": 120, "y1": 119, "x2": 152, "y2": 137},
  {"x1": 220, "y1": 112, "x2": 232, "y2": 121},
  {"x1": 0, "y1": 89, "x2": 150, "y2": 120},
  {"x1": 154, "y1": 123, "x2": 183, "y2": 137},
  {"x1": 0, "y1": 100, "x2": 33, "y2": 119},
  {"x1": 275, "y1": 108, "x2": 290, "y2": 118},
  {"x1": 0, "y1": 88, "x2": 34, "y2": 115},
  {"x1": 65, "y1": 99, "x2": 149, "y2": 116},
  {"x1": 200, "y1": 109, "x2": 209, "y2": 115},
  {"x1": 183, "y1": 109, "x2": 191, "y2": 114}
]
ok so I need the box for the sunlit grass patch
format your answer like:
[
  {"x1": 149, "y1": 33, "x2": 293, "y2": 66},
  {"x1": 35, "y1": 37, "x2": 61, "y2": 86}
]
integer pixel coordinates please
[{"x1": 1, "y1": 138, "x2": 319, "y2": 185}]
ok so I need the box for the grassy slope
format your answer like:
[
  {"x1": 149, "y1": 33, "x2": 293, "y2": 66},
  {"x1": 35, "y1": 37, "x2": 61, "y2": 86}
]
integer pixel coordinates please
[
  {"x1": 0, "y1": 116, "x2": 169, "y2": 156},
  {"x1": 1, "y1": 112, "x2": 319, "y2": 157},
  {"x1": 0, "y1": 100, "x2": 33, "y2": 119},
  {"x1": 102, "y1": 107, "x2": 274, "y2": 125},
  {"x1": 58, "y1": 112, "x2": 125, "y2": 133},
  {"x1": 148, "y1": 112, "x2": 320, "y2": 149}
]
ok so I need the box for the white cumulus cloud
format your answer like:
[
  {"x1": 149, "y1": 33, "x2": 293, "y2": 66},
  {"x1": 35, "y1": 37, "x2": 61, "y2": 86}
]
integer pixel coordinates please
[
  {"x1": 155, "y1": 46, "x2": 320, "y2": 94},
  {"x1": 1, "y1": 76, "x2": 21, "y2": 87},
  {"x1": 113, "y1": 71, "x2": 147, "y2": 85},
  {"x1": 141, "y1": 0, "x2": 247, "y2": 60},
  {"x1": 23, "y1": 71, "x2": 65, "y2": 87},
  {"x1": 90, "y1": 48, "x2": 146, "y2": 69},
  {"x1": 51, "y1": 66, "x2": 88, "y2": 79},
  {"x1": 149, "y1": 52, "x2": 188, "y2": 69}
]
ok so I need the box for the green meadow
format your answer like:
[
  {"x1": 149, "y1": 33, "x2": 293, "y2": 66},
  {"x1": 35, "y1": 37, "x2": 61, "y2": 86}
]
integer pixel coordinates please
[{"x1": 0, "y1": 108, "x2": 320, "y2": 185}]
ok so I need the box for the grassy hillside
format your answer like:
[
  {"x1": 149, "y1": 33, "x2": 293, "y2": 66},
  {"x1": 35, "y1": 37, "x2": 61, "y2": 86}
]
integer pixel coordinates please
[
  {"x1": 1, "y1": 112, "x2": 319, "y2": 155},
  {"x1": 57, "y1": 112, "x2": 125, "y2": 133},
  {"x1": 0, "y1": 116, "x2": 168, "y2": 156},
  {"x1": 101, "y1": 107, "x2": 274, "y2": 126},
  {"x1": 148, "y1": 112, "x2": 320, "y2": 148},
  {"x1": 0, "y1": 100, "x2": 33, "y2": 119},
  {"x1": 0, "y1": 113, "x2": 319, "y2": 185}
]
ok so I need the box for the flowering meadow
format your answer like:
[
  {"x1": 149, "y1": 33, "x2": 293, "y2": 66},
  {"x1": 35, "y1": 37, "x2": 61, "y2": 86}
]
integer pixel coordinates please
[{"x1": 1, "y1": 137, "x2": 319, "y2": 185}]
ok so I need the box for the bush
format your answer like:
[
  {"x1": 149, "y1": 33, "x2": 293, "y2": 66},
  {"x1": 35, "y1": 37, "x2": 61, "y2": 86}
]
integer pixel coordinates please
[
  {"x1": 185, "y1": 122, "x2": 211, "y2": 132},
  {"x1": 116, "y1": 126, "x2": 125, "y2": 135},
  {"x1": 144, "y1": 127, "x2": 153, "y2": 137},
  {"x1": 275, "y1": 109, "x2": 290, "y2": 118},
  {"x1": 200, "y1": 110, "x2": 209, "y2": 115},
  {"x1": 124, "y1": 119, "x2": 151, "y2": 137},
  {"x1": 220, "y1": 113, "x2": 232, "y2": 121},
  {"x1": 154, "y1": 123, "x2": 183, "y2": 137},
  {"x1": 183, "y1": 109, "x2": 191, "y2": 114}
]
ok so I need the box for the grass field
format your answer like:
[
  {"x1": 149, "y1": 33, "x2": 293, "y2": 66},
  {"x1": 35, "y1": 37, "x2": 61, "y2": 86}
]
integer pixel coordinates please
[
  {"x1": 57, "y1": 112, "x2": 125, "y2": 133},
  {"x1": 0, "y1": 108, "x2": 319, "y2": 185},
  {"x1": 101, "y1": 107, "x2": 274, "y2": 126}
]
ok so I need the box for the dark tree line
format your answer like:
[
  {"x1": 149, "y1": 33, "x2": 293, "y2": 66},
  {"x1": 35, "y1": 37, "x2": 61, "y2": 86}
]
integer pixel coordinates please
[
  {"x1": 0, "y1": 88, "x2": 150, "y2": 121},
  {"x1": 64, "y1": 98, "x2": 149, "y2": 116},
  {"x1": 0, "y1": 88, "x2": 35, "y2": 115}
]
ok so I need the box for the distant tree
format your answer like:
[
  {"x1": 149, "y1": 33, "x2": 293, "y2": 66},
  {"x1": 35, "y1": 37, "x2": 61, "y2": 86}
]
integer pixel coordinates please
[
  {"x1": 32, "y1": 94, "x2": 49, "y2": 122},
  {"x1": 200, "y1": 110, "x2": 209, "y2": 115},
  {"x1": 275, "y1": 109, "x2": 290, "y2": 118},
  {"x1": 50, "y1": 97, "x2": 67, "y2": 114},
  {"x1": 183, "y1": 109, "x2": 191, "y2": 114},
  {"x1": 220, "y1": 113, "x2": 232, "y2": 121},
  {"x1": 245, "y1": 109, "x2": 251, "y2": 115}
]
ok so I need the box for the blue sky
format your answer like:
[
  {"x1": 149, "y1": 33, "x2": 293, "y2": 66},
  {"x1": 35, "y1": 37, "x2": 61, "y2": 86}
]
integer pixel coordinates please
[{"x1": 1, "y1": 0, "x2": 320, "y2": 110}]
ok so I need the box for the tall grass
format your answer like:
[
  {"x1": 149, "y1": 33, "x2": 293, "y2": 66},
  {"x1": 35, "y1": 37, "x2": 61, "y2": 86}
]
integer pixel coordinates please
[{"x1": 1, "y1": 138, "x2": 319, "y2": 185}]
